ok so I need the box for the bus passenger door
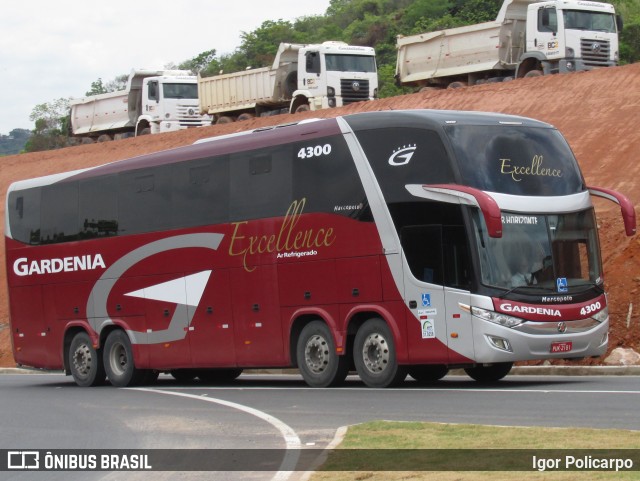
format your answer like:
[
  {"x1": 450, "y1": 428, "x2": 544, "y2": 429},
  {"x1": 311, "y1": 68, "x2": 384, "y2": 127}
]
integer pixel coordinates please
[
  {"x1": 401, "y1": 225, "x2": 450, "y2": 364},
  {"x1": 402, "y1": 225, "x2": 474, "y2": 364}
]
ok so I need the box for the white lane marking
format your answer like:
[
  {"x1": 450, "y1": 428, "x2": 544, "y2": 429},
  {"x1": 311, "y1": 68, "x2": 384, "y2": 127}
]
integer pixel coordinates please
[{"x1": 128, "y1": 387, "x2": 301, "y2": 481}]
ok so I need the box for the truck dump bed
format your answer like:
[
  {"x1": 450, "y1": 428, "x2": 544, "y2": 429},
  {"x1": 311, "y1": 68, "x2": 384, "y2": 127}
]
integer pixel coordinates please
[
  {"x1": 396, "y1": 0, "x2": 530, "y2": 85},
  {"x1": 198, "y1": 67, "x2": 282, "y2": 115},
  {"x1": 70, "y1": 90, "x2": 135, "y2": 135},
  {"x1": 396, "y1": 22, "x2": 505, "y2": 84}
]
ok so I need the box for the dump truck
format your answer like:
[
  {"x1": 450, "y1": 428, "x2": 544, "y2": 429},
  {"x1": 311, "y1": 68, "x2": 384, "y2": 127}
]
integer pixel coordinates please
[
  {"x1": 69, "y1": 69, "x2": 211, "y2": 142},
  {"x1": 198, "y1": 41, "x2": 378, "y2": 124},
  {"x1": 396, "y1": 0, "x2": 621, "y2": 88}
]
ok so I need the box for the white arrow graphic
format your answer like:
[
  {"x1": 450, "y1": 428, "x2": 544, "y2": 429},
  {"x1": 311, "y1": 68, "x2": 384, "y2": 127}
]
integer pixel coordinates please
[{"x1": 124, "y1": 270, "x2": 211, "y2": 306}]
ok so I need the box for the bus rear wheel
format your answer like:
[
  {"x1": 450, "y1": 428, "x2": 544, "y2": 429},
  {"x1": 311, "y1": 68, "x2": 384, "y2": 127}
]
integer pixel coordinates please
[
  {"x1": 354, "y1": 318, "x2": 406, "y2": 388},
  {"x1": 69, "y1": 331, "x2": 105, "y2": 387},
  {"x1": 297, "y1": 321, "x2": 348, "y2": 387},
  {"x1": 464, "y1": 362, "x2": 513, "y2": 383},
  {"x1": 103, "y1": 330, "x2": 144, "y2": 387}
]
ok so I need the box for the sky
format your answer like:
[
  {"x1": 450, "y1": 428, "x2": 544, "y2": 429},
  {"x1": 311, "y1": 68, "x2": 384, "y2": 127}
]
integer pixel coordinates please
[{"x1": 0, "y1": 0, "x2": 332, "y2": 135}]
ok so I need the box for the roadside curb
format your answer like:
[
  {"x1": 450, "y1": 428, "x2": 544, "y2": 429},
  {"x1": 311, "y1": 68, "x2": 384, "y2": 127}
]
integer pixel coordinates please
[{"x1": 2, "y1": 366, "x2": 640, "y2": 375}]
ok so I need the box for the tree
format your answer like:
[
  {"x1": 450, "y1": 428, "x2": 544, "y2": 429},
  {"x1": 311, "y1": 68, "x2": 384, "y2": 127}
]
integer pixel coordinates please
[
  {"x1": 86, "y1": 78, "x2": 107, "y2": 96},
  {"x1": 25, "y1": 97, "x2": 70, "y2": 152},
  {"x1": 179, "y1": 49, "x2": 218, "y2": 74}
]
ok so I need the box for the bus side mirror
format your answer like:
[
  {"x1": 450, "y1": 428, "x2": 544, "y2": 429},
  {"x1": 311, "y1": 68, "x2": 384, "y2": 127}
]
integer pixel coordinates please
[
  {"x1": 588, "y1": 186, "x2": 636, "y2": 236},
  {"x1": 407, "y1": 184, "x2": 503, "y2": 238}
]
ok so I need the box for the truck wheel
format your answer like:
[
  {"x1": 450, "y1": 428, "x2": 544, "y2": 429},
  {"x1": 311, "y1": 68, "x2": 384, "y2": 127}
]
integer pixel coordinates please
[
  {"x1": 237, "y1": 113, "x2": 255, "y2": 121},
  {"x1": 294, "y1": 103, "x2": 310, "y2": 113},
  {"x1": 216, "y1": 116, "x2": 234, "y2": 124},
  {"x1": 464, "y1": 362, "x2": 513, "y2": 383},
  {"x1": 97, "y1": 134, "x2": 112, "y2": 142},
  {"x1": 408, "y1": 365, "x2": 449, "y2": 384},
  {"x1": 354, "y1": 318, "x2": 406, "y2": 388},
  {"x1": 103, "y1": 330, "x2": 144, "y2": 387},
  {"x1": 447, "y1": 81, "x2": 467, "y2": 89},
  {"x1": 297, "y1": 321, "x2": 349, "y2": 387},
  {"x1": 69, "y1": 332, "x2": 105, "y2": 387},
  {"x1": 524, "y1": 70, "x2": 543, "y2": 78}
]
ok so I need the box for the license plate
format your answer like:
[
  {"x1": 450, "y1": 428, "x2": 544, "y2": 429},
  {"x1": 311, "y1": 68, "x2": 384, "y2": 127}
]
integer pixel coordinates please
[{"x1": 550, "y1": 341, "x2": 573, "y2": 353}]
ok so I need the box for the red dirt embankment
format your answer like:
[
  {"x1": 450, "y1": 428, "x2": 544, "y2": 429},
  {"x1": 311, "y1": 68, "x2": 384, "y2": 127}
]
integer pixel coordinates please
[{"x1": 1, "y1": 64, "x2": 639, "y2": 367}]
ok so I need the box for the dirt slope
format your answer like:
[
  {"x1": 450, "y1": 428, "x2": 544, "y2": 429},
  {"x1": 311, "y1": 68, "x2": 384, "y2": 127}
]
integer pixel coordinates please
[{"x1": 2, "y1": 64, "x2": 640, "y2": 367}]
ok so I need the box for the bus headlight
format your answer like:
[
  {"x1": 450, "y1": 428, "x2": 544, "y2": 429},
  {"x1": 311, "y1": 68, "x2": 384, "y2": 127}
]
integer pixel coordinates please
[
  {"x1": 592, "y1": 306, "x2": 609, "y2": 323},
  {"x1": 471, "y1": 306, "x2": 524, "y2": 328}
]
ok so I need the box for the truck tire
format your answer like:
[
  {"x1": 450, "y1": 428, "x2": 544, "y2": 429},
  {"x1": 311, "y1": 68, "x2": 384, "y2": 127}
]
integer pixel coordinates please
[
  {"x1": 464, "y1": 362, "x2": 513, "y2": 383},
  {"x1": 524, "y1": 69, "x2": 543, "y2": 78},
  {"x1": 97, "y1": 134, "x2": 112, "y2": 142},
  {"x1": 216, "y1": 116, "x2": 234, "y2": 124},
  {"x1": 237, "y1": 113, "x2": 255, "y2": 122},
  {"x1": 447, "y1": 81, "x2": 467, "y2": 89},
  {"x1": 103, "y1": 330, "x2": 145, "y2": 387},
  {"x1": 297, "y1": 320, "x2": 349, "y2": 387},
  {"x1": 68, "y1": 331, "x2": 105, "y2": 387},
  {"x1": 354, "y1": 318, "x2": 406, "y2": 388},
  {"x1": 294, "y1": 103, "x2": 310, "y2": 113}
]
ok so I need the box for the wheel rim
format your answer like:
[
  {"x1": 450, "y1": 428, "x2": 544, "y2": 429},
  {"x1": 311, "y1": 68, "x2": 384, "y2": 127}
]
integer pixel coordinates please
[
  {"x1": 109, "y1": 342, "x2": 128, "y2": 376},
  {"x1": 72, "y1": 343, "x2": 92, "y2": 378},
  {"x1": 304, "y1": 334, "x2": 329, "y2": 374},
  {"x1": 361, "y1": 332, "x2": 390, "y2": 374}
]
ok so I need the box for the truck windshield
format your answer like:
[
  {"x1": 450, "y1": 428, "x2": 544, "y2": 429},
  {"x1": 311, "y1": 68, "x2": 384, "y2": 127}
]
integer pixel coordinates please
[
  {"x1": 163, "y1": 83, "x2": 198, "y2": 99},
  {"x1": 563, "y1": 10, "x2": 617, "y2": 32},
  {"x1": 325, "y1": 54, "x2": 377, "y2": 73},
  {"x1": 471, "y1": 209, "x2": 603, "y2": 294}
]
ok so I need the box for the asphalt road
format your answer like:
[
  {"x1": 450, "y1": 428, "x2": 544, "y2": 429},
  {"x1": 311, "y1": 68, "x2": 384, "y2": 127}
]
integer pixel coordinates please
[{"x1": 1, "y1": 371, "x2": 639, "y2": 480}]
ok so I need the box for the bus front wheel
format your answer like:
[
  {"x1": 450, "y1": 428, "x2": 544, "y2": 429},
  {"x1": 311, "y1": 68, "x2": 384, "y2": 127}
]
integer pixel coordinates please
[
  {"x1": 354, "y1": 318, "x2": 406, "y2": 388},
  {"x1": 103, "y1": 330, "x2": 144, "y2": 387},
  {"x1": 297, "y1": 321, "x2": 349, "y2": 387},
  {"x1": 464, "y1": 362, "x2": 513, "y2": 383},
  {"x1": 69, "y1": 331, "x2": 106, "y2": 387}
]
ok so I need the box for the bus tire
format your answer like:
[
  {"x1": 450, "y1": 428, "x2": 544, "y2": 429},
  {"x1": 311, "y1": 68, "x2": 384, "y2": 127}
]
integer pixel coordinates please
[
  {"x1": 408, "y1": 365, "x2": 449, "y2": 384},
  {"x1": 464, "y1": 362, "x2": 513, "y2": 383},
  {"x1": 354, "y1": 318, "x2": 406, "y2": 388},
  {"x1": 69, "y1": 331, "x2": 106, "y2": 387},
  {"x1": 297, "y1": 320, "x2": 349, "y2": 387},
  {"x1": 103, "y1": 330, "x2": 143, "y2": 387}
]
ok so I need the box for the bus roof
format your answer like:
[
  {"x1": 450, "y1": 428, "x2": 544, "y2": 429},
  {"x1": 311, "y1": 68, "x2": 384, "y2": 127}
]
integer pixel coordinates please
[{"x1": 6, "y1": 110, "x2": 553, "y2": 194}]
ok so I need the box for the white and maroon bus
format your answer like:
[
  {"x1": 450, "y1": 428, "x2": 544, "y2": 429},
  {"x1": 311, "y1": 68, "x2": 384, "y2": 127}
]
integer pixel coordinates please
[{"x1": 5, "y1": 110, "x2": 635, "y2": 388}]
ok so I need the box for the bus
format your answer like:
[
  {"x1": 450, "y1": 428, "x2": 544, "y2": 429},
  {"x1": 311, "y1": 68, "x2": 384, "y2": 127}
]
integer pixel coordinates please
[{"x1": 5, "y1": 110, "x2": 635, "y2": 388}]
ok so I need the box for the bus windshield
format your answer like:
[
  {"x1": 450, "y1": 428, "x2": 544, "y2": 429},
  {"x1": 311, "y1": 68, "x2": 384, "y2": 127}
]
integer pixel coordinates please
[
  {"x1": 471, "y1": 209, "x2": 603, "y2": 293},
  {"x1": 325, "y1": 54, "x2": 377, "y2": 73},
  {"x1": 446, "y1": 125, "x2": 584, "y2": 196}
]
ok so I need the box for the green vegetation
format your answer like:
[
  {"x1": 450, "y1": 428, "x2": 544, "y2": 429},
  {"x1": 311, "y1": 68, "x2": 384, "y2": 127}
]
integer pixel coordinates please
[
  {"x1": 309, "y1": 421, "x2": 640, "y2": 480},
  {"x1": 0, "y1": 129, "x2": 31, "y2": 156}
]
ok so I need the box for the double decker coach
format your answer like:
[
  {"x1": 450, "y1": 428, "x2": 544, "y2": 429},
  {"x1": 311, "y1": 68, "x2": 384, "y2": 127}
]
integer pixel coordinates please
[{"x1": 5, "y1": 110, "x2": 635, "y2": 387}]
